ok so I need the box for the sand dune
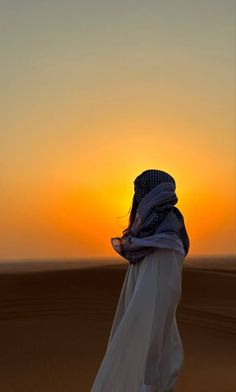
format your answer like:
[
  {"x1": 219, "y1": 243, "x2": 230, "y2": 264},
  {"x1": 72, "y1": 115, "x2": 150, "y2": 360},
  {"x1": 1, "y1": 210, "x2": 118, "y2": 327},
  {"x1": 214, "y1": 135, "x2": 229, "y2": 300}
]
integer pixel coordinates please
[{"x1": 0, "y1": 257, "x2": 235, "y2": 392}]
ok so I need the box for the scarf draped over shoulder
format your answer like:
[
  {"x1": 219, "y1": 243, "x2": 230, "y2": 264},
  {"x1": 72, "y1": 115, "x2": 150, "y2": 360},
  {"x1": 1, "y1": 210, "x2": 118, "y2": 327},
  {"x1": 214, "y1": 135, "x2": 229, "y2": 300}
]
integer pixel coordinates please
[{"x1": 111, "y1": 177, "x2": 190, "y2": 264}]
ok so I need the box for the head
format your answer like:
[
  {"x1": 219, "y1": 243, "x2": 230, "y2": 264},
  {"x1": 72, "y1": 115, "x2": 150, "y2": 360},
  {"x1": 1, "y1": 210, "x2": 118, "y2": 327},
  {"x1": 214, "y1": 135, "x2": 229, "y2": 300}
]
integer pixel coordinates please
[{"x1": 123, "y1": 169, "x2": 176, "y2": 234}]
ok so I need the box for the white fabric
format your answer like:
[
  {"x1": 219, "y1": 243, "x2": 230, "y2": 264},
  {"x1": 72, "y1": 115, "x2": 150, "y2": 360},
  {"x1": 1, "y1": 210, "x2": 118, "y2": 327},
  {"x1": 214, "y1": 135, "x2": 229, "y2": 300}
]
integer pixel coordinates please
[
  {"x1": 91, "y1": 248, "x2": 185, "y2": 392},
  {"x1": 111, "y1": 181, "x2": 188, "y2": 264}
]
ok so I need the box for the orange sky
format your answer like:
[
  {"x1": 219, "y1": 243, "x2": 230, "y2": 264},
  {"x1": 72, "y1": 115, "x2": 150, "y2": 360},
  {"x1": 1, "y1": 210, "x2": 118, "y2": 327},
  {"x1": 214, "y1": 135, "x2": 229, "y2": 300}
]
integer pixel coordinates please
[{"x1": 0, "y1": 1, "x2": 235, "y2": 259}]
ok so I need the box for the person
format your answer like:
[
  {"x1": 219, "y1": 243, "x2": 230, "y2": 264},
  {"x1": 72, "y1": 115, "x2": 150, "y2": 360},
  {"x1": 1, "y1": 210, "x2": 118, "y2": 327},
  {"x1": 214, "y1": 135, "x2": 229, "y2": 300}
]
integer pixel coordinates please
[{"x1": 91, "y1": 169, "x2": 190, "y2": 392}]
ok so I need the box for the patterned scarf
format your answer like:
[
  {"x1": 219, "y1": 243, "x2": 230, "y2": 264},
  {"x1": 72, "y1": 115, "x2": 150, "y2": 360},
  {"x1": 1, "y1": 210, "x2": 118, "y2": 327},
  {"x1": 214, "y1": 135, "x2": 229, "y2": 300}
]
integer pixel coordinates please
[{"x1": 111, "y1": 169, "x2": 190, "y2": 264}]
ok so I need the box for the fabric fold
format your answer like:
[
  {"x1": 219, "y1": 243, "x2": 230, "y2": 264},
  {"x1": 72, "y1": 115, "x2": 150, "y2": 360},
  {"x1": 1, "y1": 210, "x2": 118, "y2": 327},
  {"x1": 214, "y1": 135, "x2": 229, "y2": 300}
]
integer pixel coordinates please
[{"x1": 90, "y1": 248, "x2": 184, "y2": 392}]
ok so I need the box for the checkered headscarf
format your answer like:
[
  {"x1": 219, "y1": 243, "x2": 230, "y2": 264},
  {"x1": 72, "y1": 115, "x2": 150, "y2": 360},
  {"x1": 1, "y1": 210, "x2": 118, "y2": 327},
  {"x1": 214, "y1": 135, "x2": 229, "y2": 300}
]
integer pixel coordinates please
[
  {"x1": 133, "y1": 169, "x2": 177, "y2": 237},
  {"x1": 111, "y1": 169, "x2": 190, "y2": 264},
  {"x1": 134, "y1": 169, "x2": 176, "y2": 203}
]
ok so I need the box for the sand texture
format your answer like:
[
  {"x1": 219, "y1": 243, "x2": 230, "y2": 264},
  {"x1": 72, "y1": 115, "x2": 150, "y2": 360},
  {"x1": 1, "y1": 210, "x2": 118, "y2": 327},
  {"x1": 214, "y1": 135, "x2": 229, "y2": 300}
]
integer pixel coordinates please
[{"x1": 0, "y1": 257, "x2": 235, "y2": 392}]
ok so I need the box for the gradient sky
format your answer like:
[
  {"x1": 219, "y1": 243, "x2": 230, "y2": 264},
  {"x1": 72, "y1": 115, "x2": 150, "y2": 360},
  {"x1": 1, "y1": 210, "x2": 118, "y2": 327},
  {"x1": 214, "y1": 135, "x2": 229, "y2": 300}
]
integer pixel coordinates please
[{"x1": 0, "y1": 0, "x2": 235, "y2": 260}]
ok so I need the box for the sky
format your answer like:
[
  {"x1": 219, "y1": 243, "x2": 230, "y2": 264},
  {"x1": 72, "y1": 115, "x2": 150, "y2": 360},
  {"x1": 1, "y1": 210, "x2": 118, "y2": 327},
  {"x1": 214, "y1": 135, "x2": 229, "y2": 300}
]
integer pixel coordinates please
[{"x1": 0, "y1": 0, "x2": 235, "y2": 260}]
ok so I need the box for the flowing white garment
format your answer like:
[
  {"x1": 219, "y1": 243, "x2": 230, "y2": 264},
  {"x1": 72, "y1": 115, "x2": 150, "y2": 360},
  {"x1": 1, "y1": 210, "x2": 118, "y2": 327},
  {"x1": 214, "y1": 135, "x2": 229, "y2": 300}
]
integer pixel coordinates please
[{"x1": 91, "y1": 248, "x2": 185, "y2": 392}]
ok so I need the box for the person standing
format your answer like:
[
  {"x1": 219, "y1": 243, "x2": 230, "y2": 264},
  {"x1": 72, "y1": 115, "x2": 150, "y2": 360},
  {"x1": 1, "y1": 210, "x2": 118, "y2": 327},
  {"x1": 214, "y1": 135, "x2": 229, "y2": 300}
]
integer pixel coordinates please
[{"x1": 91, "y1": 169, "x2": 190, "y2": 392}]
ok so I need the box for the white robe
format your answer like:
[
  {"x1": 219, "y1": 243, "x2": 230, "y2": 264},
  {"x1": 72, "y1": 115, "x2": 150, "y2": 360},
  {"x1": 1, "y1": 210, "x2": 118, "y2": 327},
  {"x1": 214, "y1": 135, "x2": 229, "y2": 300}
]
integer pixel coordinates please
[{"x1": 91, "y1": 248, "x2": 185, "y2": 392}]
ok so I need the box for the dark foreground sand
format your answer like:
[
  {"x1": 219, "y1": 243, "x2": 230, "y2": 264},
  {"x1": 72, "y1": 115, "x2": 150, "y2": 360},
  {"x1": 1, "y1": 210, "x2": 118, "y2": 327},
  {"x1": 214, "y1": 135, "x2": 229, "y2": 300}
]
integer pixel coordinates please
[{"x1": 0, "y1": 258, "x2": 235, "y2": 392}]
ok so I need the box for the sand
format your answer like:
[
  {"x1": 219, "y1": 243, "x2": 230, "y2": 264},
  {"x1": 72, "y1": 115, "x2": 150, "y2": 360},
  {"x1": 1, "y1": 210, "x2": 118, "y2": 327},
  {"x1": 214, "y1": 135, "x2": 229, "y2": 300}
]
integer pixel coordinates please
[{"x1": 0, "y1": 257, "x2": 235, "y2": 392}]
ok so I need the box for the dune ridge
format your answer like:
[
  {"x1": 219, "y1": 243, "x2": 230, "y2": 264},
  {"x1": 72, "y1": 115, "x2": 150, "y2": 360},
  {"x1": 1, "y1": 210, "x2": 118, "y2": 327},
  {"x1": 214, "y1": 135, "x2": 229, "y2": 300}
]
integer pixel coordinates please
[
  {"x1": 0, "y1": 263, "x2": 235, "y2": 334},
  {"x1": 0, "y1": 256, "x2": 235, "y2": 392}
]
